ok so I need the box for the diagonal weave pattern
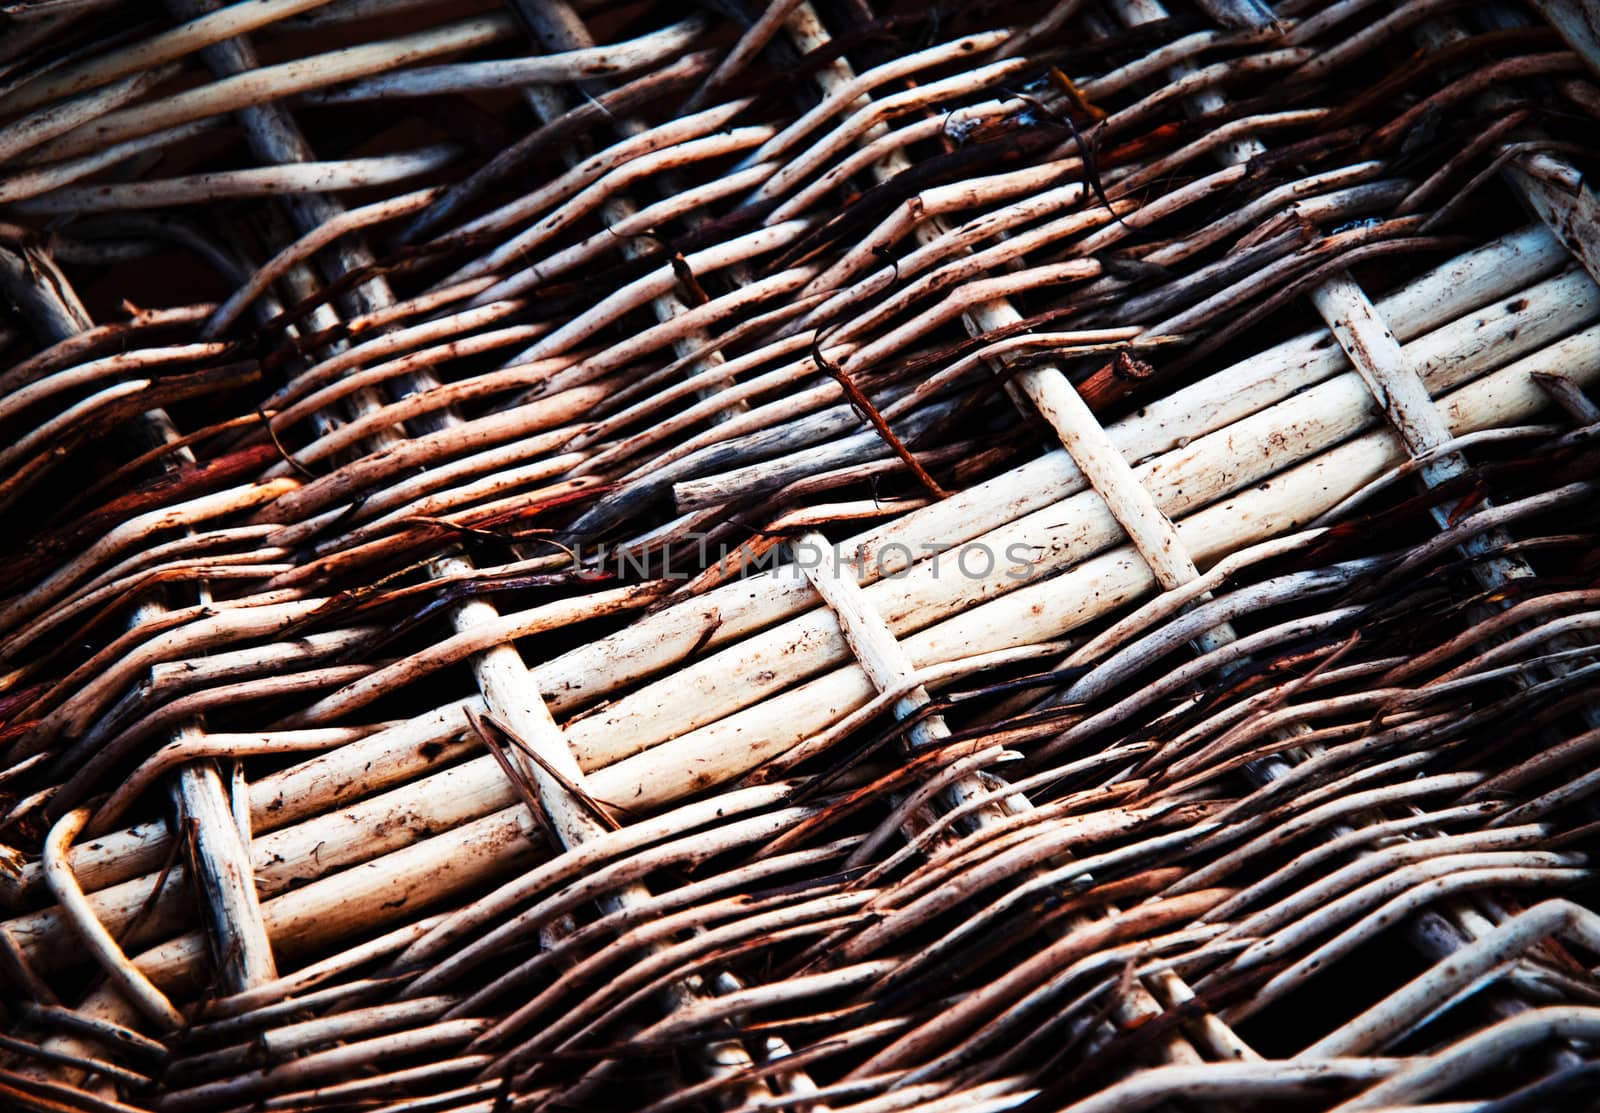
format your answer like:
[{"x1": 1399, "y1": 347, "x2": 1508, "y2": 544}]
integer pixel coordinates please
[{"x1": 1, "y1": 0, "x2": 1599, "y2": 1110}]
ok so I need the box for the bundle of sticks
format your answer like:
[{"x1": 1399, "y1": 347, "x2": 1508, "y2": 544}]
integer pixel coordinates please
[{"x1": 1, "y1": 0, "x2": 1598, "y2": 1110}]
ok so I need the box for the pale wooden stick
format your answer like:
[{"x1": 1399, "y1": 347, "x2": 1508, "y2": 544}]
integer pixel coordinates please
[
  {"x1": 0, "y1": 342, "x2": 227, "y2": 427},
  {"x1": 89, "y1": 729, "x2": 373, "y2": 836},
  {"x1": 1301, "y1": 898, "x2": 1600, "y2": 1058},
  {"x1": 13, "y1": 146, "x2": 458, "y2": 213},
  {"x1": 0, "y1": 63, "x2": 181, "y2": 164},
  {"x1": 173, "y1": 759, "x2": 280, "y2": 993},
  {"x1": 1224, "y1": 862, "x2": 1590, "y2": 1026},
  {"x1": 55, "y1": 806, "x2": 541, "y2": 1016},
  {"x1": 2, "y1": 706, "x2": 477, "y2": 905},
  {"x1": 147, "y1": 632, "x2": 377, "y2": 695},
  {"x1": 202, "y1": 187, "x2": 440, "y2": 336},
  {"x1": 795, "y1": 530, "x2": 951, "y2": 752},
  {"x1": 261, "y1": 403, "x2": 594, "y2": 522},
  {"x1": 305, "y1": 17, "x2": 708, "y2": 102},
  {"x1": 753, "y1": 57, "x2": 1036, "y2": 203},
  {"x1": 168, "y1": 995, "x2": 457, "y2": 1080},
  {"x1": 0, "y1": 303, "x2": 213, "y2": 393},
  {"x1": 28, "y1": 16, "x2": 518, "y2": 162},
  {"x1": 392, "y1": 781, "x2": 796, "y2": 973},
  {"x1": 0, "y1": 378, "x2": 149, "y2": 494},
  {"x1": 284, "y1": 583, "x2": 661, "y2": 725},
  {"x1": 43, "y1": 808, "x2": 184, "y2": 1031},
  {"x1": 440, "y1": 99, "x2": 756, "y2": 282},
  {"x1": 201, "y1": 916, "x2": 446, "y2": 1021},
  {"x1": 283, "y1": 356, "x2": 582, "y2": 468},
  {"x1": 264, "y1": 299, "x2": 533, "y2": 423},
  {"x1": 157, "y1": 1017, "x2": 491, "y2": 1111},
  {"x1": 7, "y1": 741, "x2": 522, "y2": 972},
  {"x1": 0, "y1": 480, "x2": 299, "y2": 640},
  {"x1": 1180, "y1": 779, "x2": 1495, "y2": 904},
  {"x1": 6, "y1": 523, "x2": 284, "y2": 653},
  {"x1": 742, "y1": 30, "x2": 1008, "y2": 170},
  {"x1": 476, "y1": 161, "x2": 776, "y2": 308},
  {"x1": 1217, "y1": 838, "x2": 1565, "y2": 964},
  {"x1": 0, "y1": 120, "x2": 220, "y2": 204},
  {"x1": 32, "y1": 597, "x2": 325, "y2": 747},
  {"x1": 342, "y1": 456, "x2": 588, "y2": 544},
  {"x1": 0, "y1": 0, "x2": 342, "y2": 115},
  {"x1": 504, "y1": 221, "x2": 812, "y2": 365},
  {"x1": 796, "y1": 160, "x2": 1094, "y2": 301},
  {"x1": 988, "y1": 296, "x2": 1229, "y2": 655}
]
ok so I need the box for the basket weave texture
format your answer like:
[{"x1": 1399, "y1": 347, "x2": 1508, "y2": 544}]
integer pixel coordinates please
[{"x1": 1, "y1": 0, "x2": 1599, "y2": 1110}]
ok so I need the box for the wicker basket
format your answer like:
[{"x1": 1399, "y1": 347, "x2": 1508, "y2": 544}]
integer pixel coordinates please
[{"x1": 1, "y1": 0, "x2": 1598, "y2": 1110}]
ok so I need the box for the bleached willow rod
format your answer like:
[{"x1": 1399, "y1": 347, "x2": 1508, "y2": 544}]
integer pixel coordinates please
[
  {"x1": 11, "y1": 146, "x2": 458, "y2": 213},
  {"x1": 202, "y1": 187, "x2": 440, "y2": 337},
  {"x1": 1301, "y1": 898, "x2": 1600, "y2": 1058},
  {"x1": 0, "y1": 64, "x2": 181, "y2": 164},
  {"x1": 0, "y1": 120, "x2": 221, "y2": 204},
  {"x1": 0, "y1": 0, "x2": 339, "y2": 115},
  {"x1": 1327, "y1": 1008, "x2": 1600, "y2": 1113},
  {"x1": 42, "y1": 809, "x2": 185, "y2": 1031},
  {"x1": 27, "y1": 16, "x2": 519, "y2": 162},
  {"x1": 0, "y1": 480, "x2": 299, "y2": 640},
  {"x1": 305, "y1": 17, "x2": 708, "y2": 102}
]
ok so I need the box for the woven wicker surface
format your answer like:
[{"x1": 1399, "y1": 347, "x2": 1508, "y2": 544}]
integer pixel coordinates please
[{"x1": 1, "y1": 0, "x2": 1599, "y2": 1110}]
